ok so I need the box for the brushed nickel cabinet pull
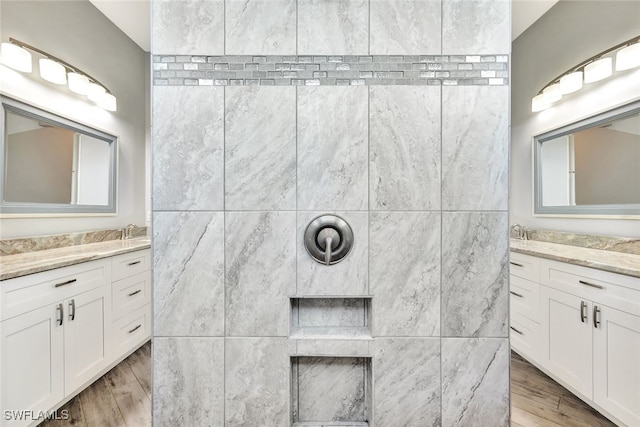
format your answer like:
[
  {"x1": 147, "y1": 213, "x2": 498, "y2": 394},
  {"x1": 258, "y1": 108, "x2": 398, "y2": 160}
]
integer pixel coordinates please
[
  {"x1": 56, "y1": 303, "x2": 63, "y2": 326},
  {"x1": 510, "y1": 291, "x2": 524, "y2": 298},
  {"x1": 510, "y1": 262, "x2": 524, "y2": 267},
  {"x1": 128, "y1": 289, "x2": 142, "y2": 297},
  {"x1": 593, "y1": 305, "x2": 601, "y2": 328},
  {"x1": 128, "y1": 260, "x2": 141, "y2": 266},
  {"x1": 580, "y1": 301, "x2": 588, "y2": 323},
  {"x1": 54, "y1": 278, "x2": 77, "y2": 288},
  {"x1": 579, "y1": 280, "x2": 604, "y2": 289},
  {"x1": 510, "y1": 326, "x2": 523, "y2": 335},
  {"x1": 128, "y1": 324, "x2": 142, "y2": 334},
  {"x1": 69, "y1": 299, "x2": 76, "y2": 321}
]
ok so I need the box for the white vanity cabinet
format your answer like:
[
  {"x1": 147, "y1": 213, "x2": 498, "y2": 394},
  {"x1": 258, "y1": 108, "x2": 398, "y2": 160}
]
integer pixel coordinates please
[
  {"x1": 509, "y1": 253, "x2": 542, "y2": 362},
  {"x1": 109, "y1": 250, "x2": 152, "y2": 358},
  {"x1": 0, "y1": 259, "x2": 111, "y2": 427},
  {"x1": 511, "y1": 252, "x2": 640, "y2": 427},
  {"x1": 0, "y1": 248, "x2": 151, "y2": 427}
]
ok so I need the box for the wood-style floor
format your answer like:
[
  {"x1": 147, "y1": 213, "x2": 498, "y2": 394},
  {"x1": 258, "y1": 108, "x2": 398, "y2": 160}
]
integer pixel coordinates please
[
  {"x1": 41, "y1": 344, "x2": 616, "y2": 427},
  {"x1": 511, "y1": 351, "x2": 616, "y2": 427},
  {"x1": 39, "y1": 341, "x2": 151, "y2": 427}
]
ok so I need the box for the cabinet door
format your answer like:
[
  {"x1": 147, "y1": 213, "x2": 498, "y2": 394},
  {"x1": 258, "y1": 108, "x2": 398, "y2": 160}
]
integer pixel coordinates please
[
  {"x1": 593, "y1": 305, "x2": 640, "y2": 426},
  {"x1": 540, "y1": 286, "x2": 593, "y2": 398},
  {"x1": 64, "y1": 287, "x2": 111, "y2": 394},
  {"x1": 0, "y1": 304, "x2": 64, "y2": 427}
]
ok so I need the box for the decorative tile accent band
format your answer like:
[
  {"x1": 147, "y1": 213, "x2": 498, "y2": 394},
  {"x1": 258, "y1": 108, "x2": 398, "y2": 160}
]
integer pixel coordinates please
[{"x1": 152, "y1": 54, "x2": 509, "y2": 86}]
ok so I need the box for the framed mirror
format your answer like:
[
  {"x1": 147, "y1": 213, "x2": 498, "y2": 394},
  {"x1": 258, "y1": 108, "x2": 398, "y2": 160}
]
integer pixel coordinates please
[
  {"x1": 534, "y1": 100, "x2": 640, "y2": 217},
  {"x1": 0, "y1": 96, "x2": 117, "y2": 215}
]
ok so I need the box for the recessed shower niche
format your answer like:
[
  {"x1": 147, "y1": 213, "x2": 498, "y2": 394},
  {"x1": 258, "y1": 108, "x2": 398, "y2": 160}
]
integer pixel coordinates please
[
  {"x1": 291, "y1": 356, "x2": 372, "y2": 426},
  {"x1": 290, "y1": 297, "x2": 372, "y2": 339}
]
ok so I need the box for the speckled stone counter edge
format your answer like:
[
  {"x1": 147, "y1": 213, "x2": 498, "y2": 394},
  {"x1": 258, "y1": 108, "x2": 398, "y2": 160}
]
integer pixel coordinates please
[
  {"x1": 510, "y1": 228, "x2": 640, "y2": 255},
  {"x1": 0, "y1": 227, "x2": 148, "y2": 256}
]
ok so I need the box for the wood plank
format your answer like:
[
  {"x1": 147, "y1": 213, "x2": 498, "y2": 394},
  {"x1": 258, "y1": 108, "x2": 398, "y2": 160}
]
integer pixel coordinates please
[
  {"x1": 109, "y1": 380, "x2": 152, "y2": 427},
  {"x1": 511, "y1": 381, "x2": 561, "y2": 409},
  {"x1": 510, "y1": 405, "x2": 563, "y2": 427},
  {"x1": 79, "y1": 377, "x2": 126, "y2": 427},
  {"x1": 126, "y1": 343, "x2": 151, "y2": 400},
  {"x1": 511, "y1": 393, "x2": 582, "y2": 427},
  {"x1": 558, "y1": 396, "x2": 617, "y2": 427},
  {"x1": 105, "y1": 359, "x2": 139, "y2": 388},
  {"x1": 39, "y1": 396, "x2": 86, "y2": 427}
]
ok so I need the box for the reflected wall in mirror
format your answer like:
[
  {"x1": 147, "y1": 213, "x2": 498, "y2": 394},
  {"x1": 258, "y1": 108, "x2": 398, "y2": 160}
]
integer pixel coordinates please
[
  {"x1": 535, "y1": 100, "x2": 640, "y2": 216},
  {"x1": 1, "y1": 96, "x2": 117, "y2": 215}
]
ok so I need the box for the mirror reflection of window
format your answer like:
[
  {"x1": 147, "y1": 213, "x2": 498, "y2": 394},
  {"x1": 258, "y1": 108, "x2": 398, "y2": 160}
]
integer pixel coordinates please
[
  {"x1": 3, "y1": 111, "x2": 111, "y2": 206},
  {"x1": 540, "y1": 112, "x2": 640, "y2": 207},
  {"x1": 4, "y1": 112, "x2": 75, "y2": 204}
]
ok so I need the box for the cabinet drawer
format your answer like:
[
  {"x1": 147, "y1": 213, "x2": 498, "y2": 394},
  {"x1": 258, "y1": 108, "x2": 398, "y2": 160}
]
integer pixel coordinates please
[
  {"x1": 111, "y1": 249, "x2": 150, "y2": 282},
  {"x1": 540, "y1": 259, "x2": 640, "y2": 316},
  {"x1": 509, "y1": 252, "x2": 541, "y2": 282},
  {"x1": 510, "y1": 311, "x2": 540, "y2": 363},
  {"x1": 112, "y1": 303, "x2": 151, "y2": 357},
  {"x1": 510, "y1": 275, "x2": 540, "y2": 322},
  {"x1": 0, "y1": 259, "x2": 111, "y2": 321},
  {"x1": 112, "y1": 271, "x2": 151, "y2": 321}
]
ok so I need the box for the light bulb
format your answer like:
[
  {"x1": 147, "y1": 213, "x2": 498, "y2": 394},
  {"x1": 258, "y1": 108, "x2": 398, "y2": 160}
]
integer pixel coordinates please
[
  {"x1": 559, "y1": 71, "x2": 583, "y2": 94},
  {"x1": 531, "y1": 93, "x2": 551, "y2": 112},
  {"x1": 616, "y1": 43, "x2": 640, "y2": 71},
  {"x1": 98, "y1": 92, "x2": 117, "y2": 111},
  {"x1": 0, "y1": 42, "x2": 32, "y2": 72},
  {"x1": 87, "y1": 82, "x2": 106, "y2": 102},
  {"x1": 39, "y1": 58, "x2": 66, "y2": 84},
  {"x1": 68, "y1": 72, "x2": 90, "y2": 94},
  {"x1": 584, "y1": 57, "x2": 612, "y2": 83},
  {"x1": 543, "y1": 83, "x2": 562, "y2": 103}
]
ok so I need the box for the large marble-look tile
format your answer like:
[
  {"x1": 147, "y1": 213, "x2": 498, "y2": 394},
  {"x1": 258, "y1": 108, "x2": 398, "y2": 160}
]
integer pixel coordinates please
[
  {"x1": 153, "y1": 338, "x2": 224, "y2": 426},
  {"x1": 294, "y1": 357, "x2": 368, "y2": 422},
  {"x1": 153, "y1": 86, "x2": 224, "y2": 211},
  {"x1": 370, "y1": 0, "x2": 441, "y2": 54},
  {"x1": 297, "y1": 211, "x2": 368, "y2": 296},
  {"x1": 225, "y1": 338, "x2": 289, "y2": 426},
  {"x1": 225, "y1": 212, "x2": 296, "y2": 336},
  {"x1": 442, "y1": 86, "x2": 508, "y2": 211},
  {"x1": 225, "y1": 87, "x2": 296, "y2": 210},
  {"x1": 373, "y1": 338, "x2": 441, "y2": 426},
  {"x1": 152, "y1": 0, "x2": 224, "y2": 54},
  {"x1": 225, "y1": 0, "x2": 296, "y2": 54},
  {"x1": 370, "y1": 86, "x2": 441, "y2": 210},
  {"x1": 442, "y1": 212, "x2": 508, "y2": 337},
  {"x1": 370, "y1": 212, "x2": 440, "y2": 336},
  {"x1": 297, "y1": 0, "x2": 369, "y2": 55},
  {"x1": 442, "y1": 0, "x2": 510, "y2": 54},
  {"x1": 297, "y1": 86, "x2": 368, "y2": 211},
  {"x1": 153, "y1": 212, "x2": 224, "y2": 336},
  {"x1": 441, "y1": 338, "x2": 510, "y2": 426}
]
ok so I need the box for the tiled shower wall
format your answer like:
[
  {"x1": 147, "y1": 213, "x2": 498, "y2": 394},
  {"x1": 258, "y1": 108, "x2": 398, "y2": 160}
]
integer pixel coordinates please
[{"x1": 152, "y1": 0, "x2": 510, "y2": 426}]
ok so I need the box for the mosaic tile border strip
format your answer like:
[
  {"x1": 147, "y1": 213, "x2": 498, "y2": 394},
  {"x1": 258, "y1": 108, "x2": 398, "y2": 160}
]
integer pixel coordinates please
[{"x1": 153, "y1": 54, "x2": 509, "y2": 86}]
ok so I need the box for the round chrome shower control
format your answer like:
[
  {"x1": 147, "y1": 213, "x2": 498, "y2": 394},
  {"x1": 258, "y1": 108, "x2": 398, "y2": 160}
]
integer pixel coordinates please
[{"x1": 304, "y1": 215, "x2": 354, "y2": 265}]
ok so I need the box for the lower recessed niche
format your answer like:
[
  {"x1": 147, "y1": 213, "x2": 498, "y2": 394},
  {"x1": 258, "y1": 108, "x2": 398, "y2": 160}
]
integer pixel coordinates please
[
  {"x1": 290, "y1": 298, "x2": 371, "y2": 339},
  {"x1": 291, "y1": 356, "x2": 372, "y2": 426}
]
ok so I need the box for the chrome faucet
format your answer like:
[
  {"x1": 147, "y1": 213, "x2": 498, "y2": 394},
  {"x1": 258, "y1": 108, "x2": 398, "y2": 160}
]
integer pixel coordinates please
[
  {"x1": 122, "y1": 223, "x2": 138, "y2": 240},
  {"x1": 510, "y1": 224, "x2": 528, "y2": 240}
]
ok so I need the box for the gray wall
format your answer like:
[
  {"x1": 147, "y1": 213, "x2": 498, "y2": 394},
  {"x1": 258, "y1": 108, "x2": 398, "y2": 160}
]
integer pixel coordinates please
[
  {"x1": 0, "y1": 0, "x2": 147, "y2": 237},
  {"x1": 152, "y1": 0, "x2": 510, "y2": 425},
  {"x1": 511, "y1": 0, "x2": 640, "y2": 236}
]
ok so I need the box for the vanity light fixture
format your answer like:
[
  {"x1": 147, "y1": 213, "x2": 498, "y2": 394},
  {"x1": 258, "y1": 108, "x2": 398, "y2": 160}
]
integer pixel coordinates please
[
  {"x1": 531, "y1": 35, "x2": 640, "y2": 112},
  {"x1": 0, "y1": 42, "x2": 32, "y2": 72},
  {"x1": 0, "y1": 38, "x2": 117, "y2": 112}
]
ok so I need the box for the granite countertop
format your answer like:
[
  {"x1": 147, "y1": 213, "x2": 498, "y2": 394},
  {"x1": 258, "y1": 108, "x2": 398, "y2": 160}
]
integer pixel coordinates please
[
  {"x1": 0, "y1": 237, "x2": 151, "y2": 281},
  {"x1": 510, "y1": 238, "x2": 640, "y2": 278}
]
